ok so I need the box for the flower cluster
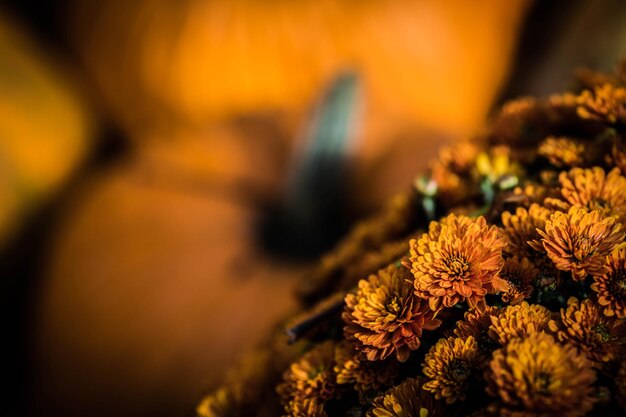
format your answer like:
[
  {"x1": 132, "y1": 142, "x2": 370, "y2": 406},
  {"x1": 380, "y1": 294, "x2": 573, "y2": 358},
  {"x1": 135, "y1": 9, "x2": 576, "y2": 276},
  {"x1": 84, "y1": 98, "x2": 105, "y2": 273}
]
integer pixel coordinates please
[{"x1": 196, "y1": 59, "x2": 626, "y2": 417}]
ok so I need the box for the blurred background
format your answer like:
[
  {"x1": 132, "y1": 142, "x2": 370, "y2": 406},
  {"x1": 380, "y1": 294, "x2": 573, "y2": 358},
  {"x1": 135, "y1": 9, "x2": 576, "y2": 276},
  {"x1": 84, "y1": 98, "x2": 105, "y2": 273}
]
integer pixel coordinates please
[{"x1": 1, "y1": 1, "x2": 625, "y2": 416}]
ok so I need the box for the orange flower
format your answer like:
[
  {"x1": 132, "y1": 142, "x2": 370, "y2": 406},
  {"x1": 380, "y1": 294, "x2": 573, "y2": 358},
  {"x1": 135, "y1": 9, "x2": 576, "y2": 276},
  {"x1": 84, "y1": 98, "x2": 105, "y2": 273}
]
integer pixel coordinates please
[
  {"x1": 538, "y1": 136, "x2": 585, "y2": 168},
  {"x1": 334, "y1": 342, "x2": 398, "y2": 403},
  {"x1": 488, "y1": 302, "x2": 552, "y2": 346},
  {"x1": 529, "y1": 207, "x2": 624, "y2": 281},
  {"x1": 591, "y1": 246, "x2": 626, "y2": 318},
  {"x1": 501, "y1": 204, "x2": 551, "y2": 259},
  {"x1": 486, "y1": 333, "x2": 596, "y2": 417},
  {"x1": 343, "y1": 265, "x2": 441, "y2": 362},
  {"x1": 545, "y1": 167, "x2": 626, "y2": 222},
  {"x1": 453, "y1": 307, "x2": 501, "y2": 367},
  {"x1": 277, "y1": 341, "x2": 336, "y2": 406},
  {"x1": 366, "y1": 378, "x2": 443, "y2": 417},
  {"x1": 422, "y1": 336, "x2": 479, "y2": 404},
  {"x1": 499, "y1": 257, "x2": 537, "y2": 305},
  {"x1": 405, "y1": 214, "x2": 507, "y2": 312},
  {"x1": 576, "y1": 83, "x2": 626, "y2": 125},
  {"x1": 549, "y1": 297, "x2": 626, "y2": 366}
]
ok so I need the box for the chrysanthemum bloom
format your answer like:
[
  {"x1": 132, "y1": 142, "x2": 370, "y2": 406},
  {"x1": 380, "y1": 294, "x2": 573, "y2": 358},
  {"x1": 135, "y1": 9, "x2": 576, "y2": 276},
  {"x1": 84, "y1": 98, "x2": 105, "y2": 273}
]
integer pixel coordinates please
[
  {"x1": 538, "y1": 136, "x2": 586, "y2": 168},
  {"x1": 422, "y1": 336, "x2": 479, "y2": 404},
  {"x1": 486, "y1": 333, "x2": 596, "y2": 417},
  {"x1": 284, "y1": 399, "x2": 328, "y2": 417},
  {"x1": 591, "y1": 247, "x2": 626, "y2": 318},
  {"x1": 499, "y1": 257, "x2": 537, "y2": 305},
  {"x1": 343, "y1": 265, "x2": 441, "y2": 362},
  {"x1": 405, "y1": 214, "x2": 507, "y2": 312},
  {"x1": 488, "y1": 302, "x2": 552, "y2": 346},
  {"x1": 545, "y1": 167, "x2": 626, "y2": 222},
  {"x1": 511, "y1": 183, "x2": 554, "y2": 207},
  {"x1": 609, "y1": 138, "x2": 626, "y2": 172},
  {"x1": 475, "y1": 146, "x2": 524, "y2": 184},
  {"x1": 334, "y1": 342, "x2": 398, "y2": 402},
  {"x1": 501, "y1": 204, "x2": 551, "y2": 259},
  {"x1": 277, "y1": 341, "x2": 336, "y2": 406},
  {"x1": 366, "y1": 378, "x2": 443, "y2": 417},
  {"x1": 549, "y1": 297, "x2": 626, "y2": 366},
  {"x1": 576, "y1": 83, "x2": 626, "y2": 125},
  {"x1": 429, "y1": 141, "x2": 480, "y2": 208},
  {"x1": 453, "y1": 307, "x2": 501, "y2": 363},
  {"x1": 529, "y1": 207, "x2": 624, "y2": 281}
]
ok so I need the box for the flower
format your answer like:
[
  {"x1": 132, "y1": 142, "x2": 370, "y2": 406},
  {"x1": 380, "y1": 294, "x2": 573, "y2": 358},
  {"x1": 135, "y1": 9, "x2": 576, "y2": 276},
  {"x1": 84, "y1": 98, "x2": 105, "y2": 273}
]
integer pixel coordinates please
[
  {"x1": 549, "y1": 297, "x2": 626, "y2": 366},
  {"x1": 545, "y1": 167, "x2": 626, "y2": 222},
  {"x1": 501, "y1": 204, "x2": 551, "y2": 259},
  {"x1": 334, "y1": 342, "x2": 398, "y2": 402},
  {"x1": 343, "y1": 265, "x2": 441, "y2": 362},
  {"x1": 538, "y1": 136, "x2": 585, "y2": 168},
  {"x1": 405, "y1": 214, "x2": 507, "y2": 312},
  {"x1": 489, "y1": 302, "x2": 552, "y2": 346},
  {"x1": 284, "y1": 399, "x2": 328, "y2": 417},
  {"x1": 486, "y1": 333, "x2": 596, "y2": 417},
  {"x1": 277, "y1": 341, "x2": 337, "y2": 406},
  {"x1": 499, "y1": 257, "x2": 537, "y2": 305},
  {"x1": 475, "y1": 146, "x2": 524, "y2": 184},
  {"x1": 608, "y1": 136, "x2": 626, "y2": 172},
  {"x1": 453, "y1": 307, "x2": 501, "y2": 363},
  {"x1": 430, "y1": 141, "x2": 481, "y2": 207},
  {"x1": 529, "y1": 207, "x2": 624, "y2": 281},
  {"x1": 422, "y1": 336, "x2": 479, "y2": 404},
  {"x1": 366, "y1": 377, "x2": 443, "y2": 417},
  {"x1": 591, "y1": 246, "x2": 626, "y2": 318},
  {"x1": 576, "y1": 83, "x2": 626, "y2": 125}
]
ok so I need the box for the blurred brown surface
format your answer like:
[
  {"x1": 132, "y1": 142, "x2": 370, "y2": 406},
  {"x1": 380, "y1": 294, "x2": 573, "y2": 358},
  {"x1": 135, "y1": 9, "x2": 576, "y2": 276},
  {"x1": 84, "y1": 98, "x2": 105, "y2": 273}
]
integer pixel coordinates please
[{"x1": 32, "y1": 159, "x2": 301, "y2": 416}]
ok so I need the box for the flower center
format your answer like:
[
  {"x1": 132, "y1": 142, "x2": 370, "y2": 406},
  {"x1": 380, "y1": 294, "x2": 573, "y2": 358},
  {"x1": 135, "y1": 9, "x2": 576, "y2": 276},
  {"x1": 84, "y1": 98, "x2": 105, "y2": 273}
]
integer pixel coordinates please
[
  {"x1": 612, "y1": 269, "x2": 626, "y2": 296},
  {"x1": 573, "y1": 236, "x2": 595, "y2": 261},
  {"x1": 505, "y1": 273, "x2": 522, "y2": 288},
  {"x1": 535, "y1": 372, "x2": 552, "y2": 394},
  {"x1": 448, "y1": 359, "x2": 471, "y2": 382},
  {"x1": 386, "y1": 296, "x2": 401, "y2": 315},
  {"x1": 445, "y1": 256, "x2": 470, "y2": 278},
  {"x1": 592, "y1": 323, "x2": 612, "y2": 343}
]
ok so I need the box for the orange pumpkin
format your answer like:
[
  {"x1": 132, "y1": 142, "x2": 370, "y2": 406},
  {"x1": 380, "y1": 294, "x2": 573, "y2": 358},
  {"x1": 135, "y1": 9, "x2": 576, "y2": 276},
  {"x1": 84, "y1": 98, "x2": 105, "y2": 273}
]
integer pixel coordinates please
[{"x1": 30, "y1": 2, "x2": 531, "y2": 417}]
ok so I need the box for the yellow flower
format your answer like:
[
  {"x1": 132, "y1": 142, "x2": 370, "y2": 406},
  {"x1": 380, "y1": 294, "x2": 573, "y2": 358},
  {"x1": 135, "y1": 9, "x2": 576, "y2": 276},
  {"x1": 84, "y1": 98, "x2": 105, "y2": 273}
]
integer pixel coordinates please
[
  {"x1": 406, "y1": 214, "x2": 507, "y2": 312},
  {"x1": 422, "y1": 336, "x2": 479, "y2": 404},
  {"x1": 277, "y1": 341, "x2": 337, "y2": 406},
  {"x1": 538, "y1": 136, "x2": 585, "y2": 168},
  {"x1": 548, "y1": 297, "x2": 626, "y2": 366},
  {"x1": 591, "y1": 246, "x2": 626, "y2": 318},
  {"x1": 488, "y1": 302, "x2": 552, "y2": 346},
  {"x1": 486, "y1": 333, "x2": 596, "y2": 417},
  {"x1": 475, "y1": 146, "x2": 524, "y2": 184},
  {"x1": 283, "y1": 399, "x2": 328, "y2": 417},
  {"x1": 366, "y1": 378, "x2": 443, "y2": 417},
  {"x1": 343, "y1": 265, "x2": 441, "y2": 362},
  {"x1": 529, "y1": 207, "x2": 624, "y2": 281},
  {"x1": 576, "y1": 83, "x2": 626, "y2": 125},
  {"x1": 334, "y1": 342, "x2": 398, "y2": 403}
]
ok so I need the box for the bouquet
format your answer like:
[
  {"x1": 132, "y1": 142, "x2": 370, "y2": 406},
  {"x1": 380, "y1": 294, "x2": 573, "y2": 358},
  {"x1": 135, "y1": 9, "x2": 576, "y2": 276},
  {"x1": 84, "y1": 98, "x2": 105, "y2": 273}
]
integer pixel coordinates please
[{"x1": 197, "y1": 60, "x2": 626, "y2": 417}]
